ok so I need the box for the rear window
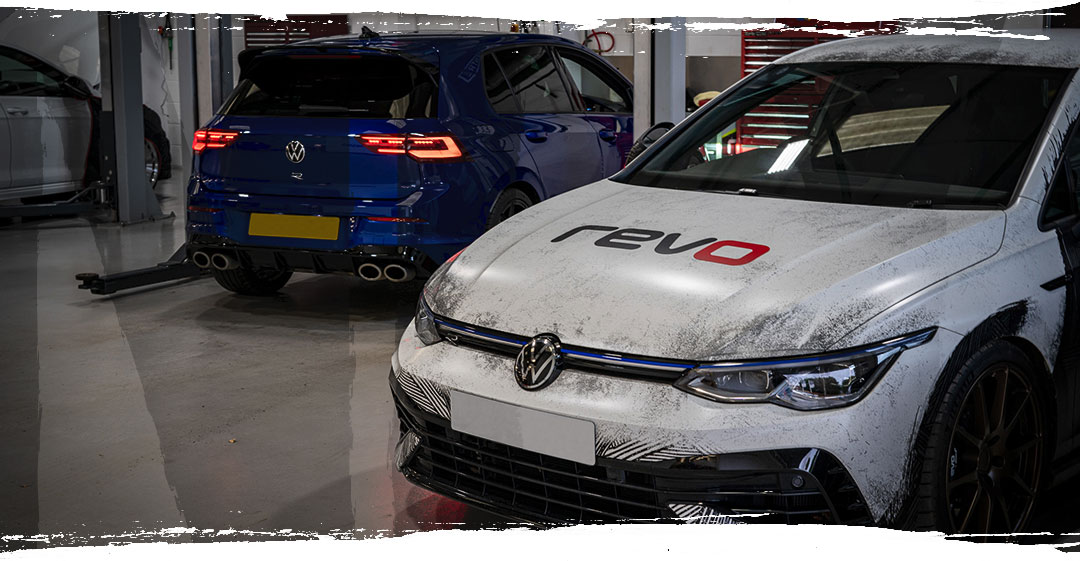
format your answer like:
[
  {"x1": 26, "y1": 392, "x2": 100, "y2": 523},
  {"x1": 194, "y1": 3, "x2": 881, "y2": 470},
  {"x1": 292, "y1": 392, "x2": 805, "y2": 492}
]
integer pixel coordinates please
[{"x1": 222, "y1": 54, "x2": 438, "y2": 118}]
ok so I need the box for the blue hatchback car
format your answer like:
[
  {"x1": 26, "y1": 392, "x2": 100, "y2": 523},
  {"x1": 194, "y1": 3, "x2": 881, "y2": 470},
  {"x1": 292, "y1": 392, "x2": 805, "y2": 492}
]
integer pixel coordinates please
[{"x1": 186, "y1": 32, "x2": 633, "y2": 295}]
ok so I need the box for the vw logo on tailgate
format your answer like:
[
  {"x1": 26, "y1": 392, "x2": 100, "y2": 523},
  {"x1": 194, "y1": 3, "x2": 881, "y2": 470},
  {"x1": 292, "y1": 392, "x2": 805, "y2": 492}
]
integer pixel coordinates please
[
  {"x1": 285, "y1": 140, "x2": 305, "y2": 163},
  {"x1": 514, "y1": 334, "x2": 563, "y2": 391}
]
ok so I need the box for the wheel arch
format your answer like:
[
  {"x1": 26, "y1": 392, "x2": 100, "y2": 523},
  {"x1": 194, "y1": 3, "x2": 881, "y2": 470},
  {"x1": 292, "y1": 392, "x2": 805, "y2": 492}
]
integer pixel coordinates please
[{"x1": 889, "y1": 301, "x2": 1059, "y2": 528}]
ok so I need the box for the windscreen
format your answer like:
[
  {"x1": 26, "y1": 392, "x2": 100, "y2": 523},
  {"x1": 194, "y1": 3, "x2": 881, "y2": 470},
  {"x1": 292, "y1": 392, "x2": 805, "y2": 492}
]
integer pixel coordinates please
[
  {"x1": 618, "y1": 62, "x2": 1070, "y2": 208},
  {"x1": 222, "y1": 53, "x2": 438, "y2": 118}
]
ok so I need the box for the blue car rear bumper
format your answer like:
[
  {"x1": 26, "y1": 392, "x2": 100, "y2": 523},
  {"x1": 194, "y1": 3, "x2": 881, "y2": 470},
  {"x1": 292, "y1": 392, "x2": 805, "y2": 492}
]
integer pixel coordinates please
[{"x1": 186, "y1": 179, "x2": 477, "y2": 278}]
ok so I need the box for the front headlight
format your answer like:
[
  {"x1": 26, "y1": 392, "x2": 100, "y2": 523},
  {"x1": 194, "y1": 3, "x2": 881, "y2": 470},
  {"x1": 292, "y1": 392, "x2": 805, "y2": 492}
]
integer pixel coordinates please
[
  {"x1": 414, "y1": 294, "x2": 441, "y2": 346},
  {"x1": 413, "y1": 248, "x2": 466, "y2": 346},
  {"x1": 674, "y1": 328, "x2": 935, "y2": 411}
]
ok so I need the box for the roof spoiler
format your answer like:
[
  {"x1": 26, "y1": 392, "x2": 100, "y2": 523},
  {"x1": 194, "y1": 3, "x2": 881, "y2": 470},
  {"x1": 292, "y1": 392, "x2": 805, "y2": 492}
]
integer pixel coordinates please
[
  {"x1": 235, "y1": 43, "x2": 439, "y2": 80},
  {"x1": 237, "y1": 46, "x2": 268, "y2": 78}
]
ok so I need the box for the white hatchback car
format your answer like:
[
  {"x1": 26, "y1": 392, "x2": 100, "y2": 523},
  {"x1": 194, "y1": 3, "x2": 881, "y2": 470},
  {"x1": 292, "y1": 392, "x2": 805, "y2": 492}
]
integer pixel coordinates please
[{"x1": 390, "y1": 32, "x2": 1080, "y2": 532}]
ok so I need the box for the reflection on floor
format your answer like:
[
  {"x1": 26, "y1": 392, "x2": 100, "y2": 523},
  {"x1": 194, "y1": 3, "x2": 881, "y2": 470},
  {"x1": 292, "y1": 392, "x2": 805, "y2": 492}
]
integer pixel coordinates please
[
  {"x1": 0, "y1": 173, "x2": 503, "y2": 545},
  {"x1": 0, "y1": 173, "x2": 1076, "y2": 547}
]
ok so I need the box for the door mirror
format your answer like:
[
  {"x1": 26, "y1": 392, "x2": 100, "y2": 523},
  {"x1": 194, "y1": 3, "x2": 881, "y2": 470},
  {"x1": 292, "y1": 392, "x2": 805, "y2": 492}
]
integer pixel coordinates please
[
  {"x1": 60, "y1": 75, "x2": 92, "y2": 99},
  {"x1": 625, "y1": 121, "x2": 675, "y2": 165}
]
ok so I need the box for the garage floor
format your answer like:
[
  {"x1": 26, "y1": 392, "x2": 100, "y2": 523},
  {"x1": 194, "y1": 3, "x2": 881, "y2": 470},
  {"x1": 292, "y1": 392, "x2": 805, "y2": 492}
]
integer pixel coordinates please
[
  {"x1": 0, "y1": 174, "x2": 501, "y2": 542},
  {"x1": 1, "y1": 173, "x2": 1079, "y2": 546}
]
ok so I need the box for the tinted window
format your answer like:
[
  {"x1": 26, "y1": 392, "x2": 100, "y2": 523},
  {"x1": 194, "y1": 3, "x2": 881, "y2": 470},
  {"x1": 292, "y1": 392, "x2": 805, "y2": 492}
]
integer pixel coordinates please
[
  {"x1": 483, "y1": 55, "x2": 519, "y2": 113},
  {"x1": 558, "y1": 49, "x2": 629, "y2": 113},
  {"x1": 0, "y1": 48, "x2": 63, "y2": 96},
  {"x1": 223, "y1": 54, "x2": 437, "y2": 118},
  {"x1": 1045, "y1": 129, "x2": 1080, "y2": 224},
  {"x1": 620, "y1": 62, "x2": 1069, "y2": 209},
  {"x1": 494, "y1": 46, "x2": 574, "y2": 114}
]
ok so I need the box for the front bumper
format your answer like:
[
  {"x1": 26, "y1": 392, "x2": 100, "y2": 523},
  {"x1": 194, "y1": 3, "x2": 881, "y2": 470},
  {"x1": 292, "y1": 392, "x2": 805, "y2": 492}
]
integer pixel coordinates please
[
  {"x1": 392, "y1": 321, "x2": 962, "y2": 523},
  {"x1": 390, "y1": 369, "x2": 871, "y2": 524}
]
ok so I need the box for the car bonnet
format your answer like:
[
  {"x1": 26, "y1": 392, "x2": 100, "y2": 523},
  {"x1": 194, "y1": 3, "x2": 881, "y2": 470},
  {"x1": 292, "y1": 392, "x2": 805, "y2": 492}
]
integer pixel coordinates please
[{"x1": 427, "y1": 180, "x2": 1005, "y2": 361}]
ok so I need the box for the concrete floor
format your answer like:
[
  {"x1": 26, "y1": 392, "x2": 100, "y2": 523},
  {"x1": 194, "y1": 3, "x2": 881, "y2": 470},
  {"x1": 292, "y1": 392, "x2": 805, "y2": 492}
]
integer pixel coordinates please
[
  {"x1": 1, "y1": 173, "x2": 1078, "y2": 548},
  {"x1": 0, "y1": 173, "x2": 501, "y2": 543}
]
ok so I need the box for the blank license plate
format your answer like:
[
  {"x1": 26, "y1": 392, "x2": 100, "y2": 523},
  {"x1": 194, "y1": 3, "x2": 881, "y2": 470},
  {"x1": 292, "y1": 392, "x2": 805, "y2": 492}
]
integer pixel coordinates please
[
  {"x1": 248, "y1": 213, "x2": 339, "y2": 240},
  {"x1": 451, "y1": 391, "x2": 596, "y2": 465}
]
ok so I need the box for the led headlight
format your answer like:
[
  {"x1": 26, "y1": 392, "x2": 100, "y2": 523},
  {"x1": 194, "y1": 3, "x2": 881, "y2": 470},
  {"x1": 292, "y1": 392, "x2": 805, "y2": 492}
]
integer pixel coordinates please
[
  {"x1": 413, "y1": 248, "x2": 465, "y2": 346},
  {"x1": 674, "y1": 328, "x2": 935, "y2": 411},
  {"x1": 414, "y1": 294, "x2": 441, "y2": 346}
]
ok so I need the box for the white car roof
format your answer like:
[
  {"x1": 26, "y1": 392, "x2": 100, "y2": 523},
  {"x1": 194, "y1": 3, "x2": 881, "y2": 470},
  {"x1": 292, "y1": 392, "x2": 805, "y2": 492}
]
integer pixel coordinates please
[{"x1": 778, "y1": 30, "x2": 1080, "y2": 68}]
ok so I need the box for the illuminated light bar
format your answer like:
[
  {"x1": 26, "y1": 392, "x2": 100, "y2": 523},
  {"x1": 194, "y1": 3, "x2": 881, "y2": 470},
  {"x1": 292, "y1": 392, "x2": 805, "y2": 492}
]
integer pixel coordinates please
[
  {"x1": 187, "y1": 205, "x2": 223, "y2": 213},
  {"x1": 366, "y1": 216, "x2": 427, "y2": 223},
  {"x1": 355, "y1": 133, "x2": 466, "y2": 162},
  {"x1": 406, "y1": 136, "x2": 463, "y2": 160},
  {"x1": 358, "y1": 134, "x2": 407, "y2": 155},
  {"x1": 192, "y1": 129, "x2": 240, "y2": 153}
]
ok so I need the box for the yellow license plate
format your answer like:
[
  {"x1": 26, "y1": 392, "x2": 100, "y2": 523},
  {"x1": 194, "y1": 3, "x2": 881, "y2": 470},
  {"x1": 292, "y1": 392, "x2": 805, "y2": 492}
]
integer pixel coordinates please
[{"x1": 248, "y1": 213, "x2": 340, "y2": 240}]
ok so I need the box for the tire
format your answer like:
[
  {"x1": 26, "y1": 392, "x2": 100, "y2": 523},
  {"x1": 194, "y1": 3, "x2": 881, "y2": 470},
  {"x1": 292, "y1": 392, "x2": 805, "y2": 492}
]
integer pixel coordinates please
[
  {"x1": 211, "y1": 267, "x2": 292, "y2": 296},
  {"x1": 486, "y1": 187, "x2": 533, "y2": 230},
  {"x1": 142, "y1": 107, "x2": 172, "y2": 180},
  {"x1": 909, "y1": 340, "x2": 1048, "y2": 533}
]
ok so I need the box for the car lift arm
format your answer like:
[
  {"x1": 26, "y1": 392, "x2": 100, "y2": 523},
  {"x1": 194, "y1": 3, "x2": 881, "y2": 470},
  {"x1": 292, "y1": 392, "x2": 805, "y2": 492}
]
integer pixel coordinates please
[{"x1": 76, "y1": 244, "x2": 208, "y2": 295}]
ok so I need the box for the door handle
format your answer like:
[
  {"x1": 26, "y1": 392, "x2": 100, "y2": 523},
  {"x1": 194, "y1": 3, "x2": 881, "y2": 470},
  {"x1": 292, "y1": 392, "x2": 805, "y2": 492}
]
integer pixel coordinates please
[
  {"x1": 598, "y1": 129, "x2": 617, "y2": 143},
  {"x1": 524, "y1": 130, "x2": 547, "y2": 143},
  {"x1": 5, "y1": 107, "x2": 28, "y2": 116}
]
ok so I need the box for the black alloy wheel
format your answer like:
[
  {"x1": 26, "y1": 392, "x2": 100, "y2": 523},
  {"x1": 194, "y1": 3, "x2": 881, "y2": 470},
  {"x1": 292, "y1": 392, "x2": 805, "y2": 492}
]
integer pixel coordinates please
[
  {"x1": 486, "y1": 187, "x2": 532, "y2": 230},
  {"x1": 944, "y1": 363, "x2": 1044, "y2": 533}
]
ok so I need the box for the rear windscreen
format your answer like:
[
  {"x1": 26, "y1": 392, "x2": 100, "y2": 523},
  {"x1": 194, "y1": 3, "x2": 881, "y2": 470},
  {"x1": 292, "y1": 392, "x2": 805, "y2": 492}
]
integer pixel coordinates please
[{"x1": 222, "y1": 54, "x2": 438, "y2": 118}]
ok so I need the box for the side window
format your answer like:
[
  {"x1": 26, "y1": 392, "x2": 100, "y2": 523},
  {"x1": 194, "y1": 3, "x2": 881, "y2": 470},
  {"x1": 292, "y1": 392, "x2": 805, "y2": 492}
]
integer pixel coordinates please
[
  {"x1": 494, "y1": 46, "x2": 575, "y2": 114},
  {"x1": 482, "y1": 54, "x2": 519, "y2": 114},
  {"x1": 557, "y1": 49, "x2": 630, "y2": 114},
  {"x1": 0, "y1": 49, "x2": 62, "y2": 97},
  {"x1": 1044, "y1": 130, "x2": 1080, "y2": 226}
]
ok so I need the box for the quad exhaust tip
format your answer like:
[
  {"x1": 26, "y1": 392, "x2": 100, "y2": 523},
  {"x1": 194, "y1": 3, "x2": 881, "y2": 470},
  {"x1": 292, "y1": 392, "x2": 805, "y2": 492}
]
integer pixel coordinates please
[
  {"x1": 191, "y1": 251, "x2": 211, "y2": 269},
  {"x1": 210, "y1": 253, "x2": 239, "y2": 271},
  {"x1": 384, "y1": 263, "x2": 415, "y2": 283},
  {"x1": 357, "y1": 263, "x2": 385, "y2": 281}
]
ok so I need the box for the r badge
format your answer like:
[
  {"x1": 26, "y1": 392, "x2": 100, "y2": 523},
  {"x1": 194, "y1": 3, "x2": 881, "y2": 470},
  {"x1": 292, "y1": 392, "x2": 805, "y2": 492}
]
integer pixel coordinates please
[{"x1": 514, "y1": 334, "x2": 563, "y2": 391}]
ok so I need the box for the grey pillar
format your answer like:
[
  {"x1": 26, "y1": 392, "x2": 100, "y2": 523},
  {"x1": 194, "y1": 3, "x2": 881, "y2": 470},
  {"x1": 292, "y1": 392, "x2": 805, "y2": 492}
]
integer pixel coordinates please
[
  {"x1": 177, "y1": 14, "x2": 198, "y2": 182},
  {"x1": 208, "y1": 14, "x2": 235, "y2": 112},
  {"x1": 632, "y1": 21, "x2": 653, "y2": 132},
  {"x1": 652, "y1": 17, "x2": 686, "y2": 126},
  {"x1": 99, "y1": 12, "x2": 164, "y2": 224}
]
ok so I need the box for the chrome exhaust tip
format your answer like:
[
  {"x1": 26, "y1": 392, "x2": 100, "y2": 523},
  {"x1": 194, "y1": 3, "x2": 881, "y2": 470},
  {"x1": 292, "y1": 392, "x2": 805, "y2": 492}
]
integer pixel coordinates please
[
  {"x1": 383, "y1": 263, "x2": 415, "y2": 283},
  {"x1": 191, "y1": 251, "x2": 211, "y2": 269},
  {"x1": 357, "y1": 263, "x2": 385, "y2": 281},
  {"x1": 210, "y1": 253, "x2": 238, "y2": 271}
]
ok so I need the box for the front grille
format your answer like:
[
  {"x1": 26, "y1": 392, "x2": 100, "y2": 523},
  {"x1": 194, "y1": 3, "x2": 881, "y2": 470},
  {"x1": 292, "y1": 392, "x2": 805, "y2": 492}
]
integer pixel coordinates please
[
  {"x1": 391, "y1": 377, "x2": 871, "y2": 524},
  {"x1": 433, "y1": 317, "x2": 694, "y2": 383}
]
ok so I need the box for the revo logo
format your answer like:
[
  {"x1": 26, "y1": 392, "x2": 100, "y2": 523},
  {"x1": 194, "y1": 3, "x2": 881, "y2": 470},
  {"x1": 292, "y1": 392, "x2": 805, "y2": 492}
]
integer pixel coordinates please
[{"x1": 552, "y1": 225, "x2": 770, "y2": 266}]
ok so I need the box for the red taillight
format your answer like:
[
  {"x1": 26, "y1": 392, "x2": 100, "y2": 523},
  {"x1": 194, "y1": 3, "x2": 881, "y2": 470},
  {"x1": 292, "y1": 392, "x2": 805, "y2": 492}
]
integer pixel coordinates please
[
  {"x1": 192, "y1": 129, "x2": 240, "y2": 153},
  {"x1": 407, "y1": 136, "x2": 463, "y2": 160},
  {"x1": 356, "y1": 134, "x2": 465, "y2": 162},
  {"x1": 358, "y1": 134, "x2": 406, "y2": 155}
]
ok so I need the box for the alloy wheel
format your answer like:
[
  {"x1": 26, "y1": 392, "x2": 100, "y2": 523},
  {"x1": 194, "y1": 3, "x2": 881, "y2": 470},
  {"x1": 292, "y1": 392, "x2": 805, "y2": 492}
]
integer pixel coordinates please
[
  {"x1": 498, "y1": 199, "x2": 529, "y2": 223},
  {"x1": 944, "y1": 364, "x2": 1043, "y2": 533}
]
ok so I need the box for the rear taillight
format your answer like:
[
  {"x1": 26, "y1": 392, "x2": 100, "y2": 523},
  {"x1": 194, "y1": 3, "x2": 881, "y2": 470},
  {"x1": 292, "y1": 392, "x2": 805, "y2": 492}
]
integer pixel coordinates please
[
  {"x1": 192, "y1": 129, "x2": 240, "y2": 153},
  {"x1": 356, "y1": 134, "x2": 465, "y2": 162}
]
